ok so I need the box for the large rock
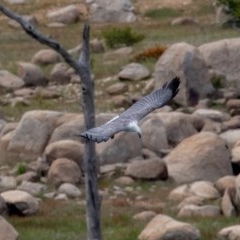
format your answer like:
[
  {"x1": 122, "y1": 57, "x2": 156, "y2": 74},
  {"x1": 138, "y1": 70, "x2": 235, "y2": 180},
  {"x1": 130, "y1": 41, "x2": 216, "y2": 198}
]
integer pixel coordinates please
[
  {"x1": 0, "y1": 215, "x2": 18, "y2": 240},
  {"x1": 49, "y1": 119, "x2": 85, "y2": 143},
  {"x1": 178, "y1": 204, "x2": 221, "y2": 217},
  {"x1": 48, "y1": 113, "x2": 84, "y2": 143},
  {"x1": 140, "y1": 116, "x2": 169, "y2": 154},
  {"x1": 177, "y1": 196, "x2": 204, "y2": 210},
  {"x1": 17, "y1": 62, "x2": 48, "y2": 86},
  {"x1": 215, "y1": 175, "x2": 236, "y2": 196},
  {"x1": 16, "y1": 171, "x2": 39, "y2": 184},
  {"x1": 168, "y1": 185, "x2": 195, "y2": 202},
  {"x1": 47, "y1": 5, "x2": 80, "y2": 24},
  {"x1": 0, "y1": 70, "x2": 24, "y2": 91},
  {"x1": 169, "y1": 181, "x2": 220, "y2": 202},
  {"x1": 138, "y1": 214, "x2": 200, "y2": 240},
  {"x1": 199, "y1": 38, "x2": 240, "y2": 85},
  {"x1": 0, "y1": 176, "x2": 17, "y2": 193},
  {"x1": 218, "y1": 225, "x2": 240, "y2": 240},
  {"x1": 43, "y1": 140, "x2": 84, "y2": 167},
  {"x1": 153, "y1": 112, "x2": 200, "y2": 145},
  {"x1": 8, "y1": 110, "x2": 64, "y2": 160},
  {"x1": 155, "y1": 42, "x2": 214, "y2": 106},
  {"x1": 31, "y1": 49, "x2": 62, "y2": 65},
  {"x1": 220, "y1": 129, "x2": 240, "y2": 148},
  {"x1": 1, "y1": 190, "x2": 39, "y2": 216},
  {"x1": 89, "y1": 0, "x2": 136, "y2": 23},
  {"x1": 193, "y1": 108, "x2": 230, "y2": 122},
  {"x1": 221, "y1": 188, "x2": 237, "y2": 217},
  {"x1": 106, "y1": 82, "x2": 128, "y2": 95},
  {"x1": 125, "y1": 158, "x2": 168, "y2": 180},
  {"x1": 58, "y1": 183, "x2": 82, "y2": 198},
  {"x1": 189, "y1": 181, "x2": 220, "y2": 200},
  {"x1": 164, "y1": 132, "x2": 232, "y2": 183},
  {"x1": 17, "y1": 181, "x2": 46, "y2": 196},
  {"x1": 118, "y1": 63, "x2": 150, "y2": 81},
  {"x1": 0, "y1": 195, "x2": 7, "y2": 215},
  {"x1": 50, "y1": 63, "x2": 71, "y2": 84},
  {"x1": 47, "y1": 158, "x2": 82, "y2": 187},
  {"x1": 96, "y1": 132, "x2": 142, "y2": 165}
]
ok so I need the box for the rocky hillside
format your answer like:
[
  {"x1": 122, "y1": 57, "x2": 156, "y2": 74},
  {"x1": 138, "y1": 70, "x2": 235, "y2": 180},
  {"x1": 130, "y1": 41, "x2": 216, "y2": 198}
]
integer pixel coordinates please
[{"x1": 0, "y1": 0, "x2": 240, "y2": 240}]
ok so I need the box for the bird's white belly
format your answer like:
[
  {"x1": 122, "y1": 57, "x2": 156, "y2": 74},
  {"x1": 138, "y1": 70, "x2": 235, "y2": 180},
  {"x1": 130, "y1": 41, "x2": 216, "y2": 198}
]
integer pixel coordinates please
[{"x1": 126, "y1": 120, "x2": 140, "y2": 133}]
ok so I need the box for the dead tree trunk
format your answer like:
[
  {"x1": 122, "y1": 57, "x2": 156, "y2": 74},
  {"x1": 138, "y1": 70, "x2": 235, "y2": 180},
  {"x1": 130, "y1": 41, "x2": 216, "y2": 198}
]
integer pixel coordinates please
[{"x1": 0, "y1": 4, "x2": 102, "y2": 240}]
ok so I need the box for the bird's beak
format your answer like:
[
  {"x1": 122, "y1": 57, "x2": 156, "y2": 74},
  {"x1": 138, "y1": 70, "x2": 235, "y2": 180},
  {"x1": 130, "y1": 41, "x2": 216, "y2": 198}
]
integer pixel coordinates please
[{"x1": 138, "y1": 133, "x2": 141, "y2": 138}]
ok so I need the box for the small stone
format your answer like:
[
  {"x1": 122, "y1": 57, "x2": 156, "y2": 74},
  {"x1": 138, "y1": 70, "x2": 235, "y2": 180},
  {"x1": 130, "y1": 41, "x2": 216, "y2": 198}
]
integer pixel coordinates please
[
  {"x1": 106, "y1": 82, "x2": 128, "y2": 95},
  {"x1": 16, "y1": 171, "x2": 39, "y2": 184},
  {"x1": 112, "y1": 95, "x2": 130, "y2": 108},
  {"x1": 178, "y1": 204, "x2": 221, "y2": 217},
  {"x1": 17, "y1": 181, "x2": 46, "y2": 196},
  {"x1": 227, "y1": 99, "x2": 240, "y2": 109},
  {"x1": 55, "y1": 193, "x2": 68, "y2": 200},
  {"x1": 58, "y1": 183, "x2": 82, "y2": 198},
  {"x1": 114, "y1": 176, "x2": 134, "y2": 186},
  {"x1": 0, "y1": 176, "x2": 17, "y2": 192},
  {"x1": 43, "y1": 192, "x2": 56, "y2": 199},
  {"x1": 118, "y1": 63, "x2": 150, "y2": 81},
  {"x1": 124, "y1": 186, "x2": 134, "y2": 192}
]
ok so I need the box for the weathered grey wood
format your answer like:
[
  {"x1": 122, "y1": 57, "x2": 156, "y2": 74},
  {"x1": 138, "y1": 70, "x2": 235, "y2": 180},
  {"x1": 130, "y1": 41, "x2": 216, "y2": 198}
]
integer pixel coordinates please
[
  {"x1": 79, "y1": 25, "x2": 102, "y2": 240},
  {"x1": 0, "y1": 4, "x2": 102, "y2": 240}
]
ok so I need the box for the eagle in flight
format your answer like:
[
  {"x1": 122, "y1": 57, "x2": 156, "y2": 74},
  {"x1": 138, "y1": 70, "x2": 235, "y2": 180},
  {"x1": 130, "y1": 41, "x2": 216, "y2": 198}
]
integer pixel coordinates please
[{"x1": 80, "y1": 77, "x2": 180, "y2": 143}]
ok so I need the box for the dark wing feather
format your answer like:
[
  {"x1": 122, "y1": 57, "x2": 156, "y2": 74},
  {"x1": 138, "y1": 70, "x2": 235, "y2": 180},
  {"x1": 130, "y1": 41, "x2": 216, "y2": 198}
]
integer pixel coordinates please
[
  {"x1": 120, "y1": 77, "x2": 180, "y2": 121},
  {"x1": 79, "y1": 77, "x2": 180, "y2": 143},
  {"x1": 80, "y1": 117, "x2": 128, "y2": 143}
]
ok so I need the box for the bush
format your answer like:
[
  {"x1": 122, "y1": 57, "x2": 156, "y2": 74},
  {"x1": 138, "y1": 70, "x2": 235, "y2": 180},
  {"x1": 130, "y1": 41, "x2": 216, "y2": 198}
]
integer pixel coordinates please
[
  {"x1": 144, "y1": 7, "x2": 182, "y2": 19},
  {"x1": 132, "y1": 44, "x2": 167, "y2": 62},
  {"x1": 17, "y1": 163, "x2": 27, "y2": 175},
  {"x1": 217, "y1": 0, "x2": 240, "y2": 26},
  {"x1": 102, "y1": 27, "x2": 145, "y2": 48}
]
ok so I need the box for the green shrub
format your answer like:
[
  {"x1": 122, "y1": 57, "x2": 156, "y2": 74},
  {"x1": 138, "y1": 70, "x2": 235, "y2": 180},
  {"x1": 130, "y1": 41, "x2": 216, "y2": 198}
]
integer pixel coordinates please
[
  {"x1": 217, "y1": 0, "x2": 240, "y2": 26},
  {"x1": 211, "y1": 75, "x2": 224, "y2": 89},
  {"x1": 102, "y1": 27, "x2": 145, "y2": 48},
  {"x1": 144, "y1": 7, "x2": 182, "y2": 19},
  {"x1": 17, "y1": 163, "x2": 27, "y2": 175}
]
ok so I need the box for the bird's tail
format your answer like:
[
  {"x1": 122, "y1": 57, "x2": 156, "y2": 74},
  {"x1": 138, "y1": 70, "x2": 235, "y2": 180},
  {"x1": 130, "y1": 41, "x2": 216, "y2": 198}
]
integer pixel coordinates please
[{"x1": 163, "y1": 77, "x2": 180, "y2": 98}]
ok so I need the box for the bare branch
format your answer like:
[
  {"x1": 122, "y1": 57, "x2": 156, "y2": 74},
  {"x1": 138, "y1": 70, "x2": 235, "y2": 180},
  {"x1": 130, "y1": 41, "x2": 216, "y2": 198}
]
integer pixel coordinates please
[{"x1": 79, "y1": 23, "x2": 90, "y2": 66}]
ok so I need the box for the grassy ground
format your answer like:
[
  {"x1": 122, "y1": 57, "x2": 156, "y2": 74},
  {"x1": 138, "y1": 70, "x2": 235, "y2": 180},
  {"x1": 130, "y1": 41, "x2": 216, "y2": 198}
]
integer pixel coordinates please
[
  {"x1": 1, "y1": 1, "x2": 240, "y2": 239},
  {"x1": 6, "y1": 180, "x2": 240, "y2": 240}
]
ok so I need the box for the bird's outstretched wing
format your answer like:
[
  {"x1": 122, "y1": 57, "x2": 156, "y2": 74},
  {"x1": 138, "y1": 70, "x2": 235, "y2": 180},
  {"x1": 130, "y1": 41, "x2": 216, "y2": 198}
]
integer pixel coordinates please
[
  {"x1": 80, "y1": 117, "x2": 127, "y2": 143},
  {"x1": 119, "y1": 76, "x2": 180, "y2": 120},
  {"x1": 80, "y1": 77, "x2": 180, "y2": 143}
]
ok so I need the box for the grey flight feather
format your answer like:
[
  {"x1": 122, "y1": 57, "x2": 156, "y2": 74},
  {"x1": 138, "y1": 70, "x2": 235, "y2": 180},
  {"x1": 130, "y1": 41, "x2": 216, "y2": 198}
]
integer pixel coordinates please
[{"x1": 80, "y1": 77, "x2": 180, "y2": 143}]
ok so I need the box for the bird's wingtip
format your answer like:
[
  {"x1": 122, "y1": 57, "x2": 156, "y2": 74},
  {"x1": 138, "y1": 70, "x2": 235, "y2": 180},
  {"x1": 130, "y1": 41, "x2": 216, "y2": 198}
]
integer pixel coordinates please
[{"x1": 164, "y1": 76, "x2": 180, "y2": 98}]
